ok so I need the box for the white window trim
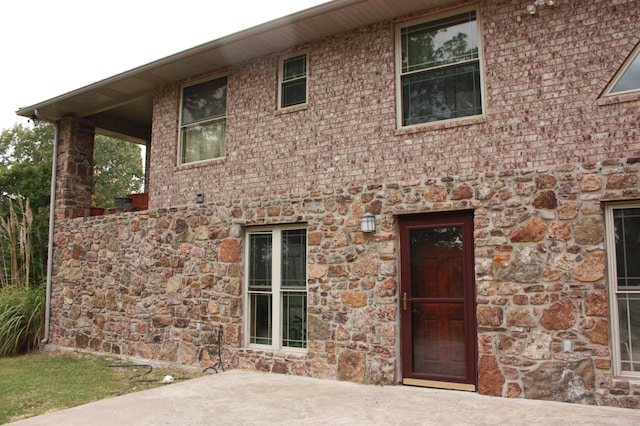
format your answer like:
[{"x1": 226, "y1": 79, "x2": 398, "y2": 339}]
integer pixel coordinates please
[
  {"x1": 243, "y1": 225, "x2": 308, "y2": 352},
  {"x1": 177, "y1": 75, "x2": 228, "y2": 166},
  {"x1": 604, "y1": 42, "x2": 640, "y2": 97},
  {"x1": 278, "y1": 52, "x2": 308, "y2": 110},
  {"x1": 394, "y1": 6, "x2": 486, "y2": 130},
  {"x1": 605, "y1": 201, "x2": 640, "y2": 379}
]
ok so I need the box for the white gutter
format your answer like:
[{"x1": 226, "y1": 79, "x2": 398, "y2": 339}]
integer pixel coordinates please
[{"x1": 35, "y1": 109, "x2": 59, "y2": 345}]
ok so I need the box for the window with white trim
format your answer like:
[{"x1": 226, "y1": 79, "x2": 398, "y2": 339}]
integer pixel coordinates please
[
  {"x1": 279, "y1": 53, "x2": 307, "y2": 108},
  {"x1": 605, "y1": 203, "x2": 640, "y2": 376},
  {"x1": 246, "y1": 227, "x2": 307, "y2": 349},
  {"x1": 397, "y1": 9, "x2": 482, "y2": 126},
  {"x1": 606, "y1": 43, "x2": 640, "y2": 95},
  {"x1": 179, "y1": 76, "x2": 227, "y2": 164}
]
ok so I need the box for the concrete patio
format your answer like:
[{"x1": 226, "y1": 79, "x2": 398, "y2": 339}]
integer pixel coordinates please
[{"x1": 10, "y1": 370, "x2": 640, "y2": 425}]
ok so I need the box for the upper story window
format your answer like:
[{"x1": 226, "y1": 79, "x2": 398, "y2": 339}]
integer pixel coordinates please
[
  {"x1": 397, "y1": 9, "x2": 482, "y2": 127},
  {"x1": 279, "y1": 53, "x2": 307, "y2": 108},
  {"x1": 607, "y1": 43, "x2": 640, "y2": 95},
  {"x1": 179, "y1": 76, "x2": 227, "y2": 164}
]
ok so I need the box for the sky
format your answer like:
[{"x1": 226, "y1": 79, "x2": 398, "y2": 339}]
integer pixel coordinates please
[{"x1": 0, "y1": 0, "x2": 330, "y2": 131}]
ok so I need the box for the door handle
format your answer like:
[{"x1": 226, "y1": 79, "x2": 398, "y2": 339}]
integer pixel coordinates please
[{"x1": 403, "y1": 292, "x2": 407, "y2": 311}]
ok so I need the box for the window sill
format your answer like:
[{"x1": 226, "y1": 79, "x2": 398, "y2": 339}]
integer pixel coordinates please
[
  {"x1": 395, "y1": 115, "x2": 486, "y2": 136},
  {"x1": 176, "y1": 156, "x2": 226, "y2": 171},
  {"x1": 613, "y1": 371, "x2": 640, "y2": 381},
  {"x1": 276, "y1": 103, "x2": 308, "y2": 115},
  {"x1": 244, "y1": 344, "x2": 308, "y2": 355},
  {"x1": 597, "y1": 91, "x2": 640, "y2": 106}
]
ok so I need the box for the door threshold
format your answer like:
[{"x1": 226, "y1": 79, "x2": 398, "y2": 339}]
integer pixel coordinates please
[{"x1": 403, "y1": 378, "x2": 476, "y2": 392}]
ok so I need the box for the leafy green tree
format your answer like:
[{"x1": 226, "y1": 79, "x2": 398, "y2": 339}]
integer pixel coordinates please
[
  {"x1": 92, "y1": 136, "x2": 144, "y2": 208},
  {"x1": 0, "y1": 123, "x2": 54, "y2": 211}
]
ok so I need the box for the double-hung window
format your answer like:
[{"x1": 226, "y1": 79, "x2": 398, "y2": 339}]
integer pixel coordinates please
[
  {"x1": 279, "y1": 53, "x2": 307, "y2": 108},
  {"x1": 246, "y1": 227, "x2": 307, "y2": 349},
  {"x1": 180, "y1": 76, "x2": 227, "y2": 164},
  {"x1": 605, "y1": 203, "x2": 640, "y2": 376},
  {"x1": 398, "y1": 9, "x2": 482, "y2": 126}
]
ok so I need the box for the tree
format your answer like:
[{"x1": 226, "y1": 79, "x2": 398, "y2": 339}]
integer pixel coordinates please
[
  {"x1": 0, "y1": 123, "x2": 54, "y2": 211},
  {"x1": 92, "y1": 136, "x2": 144, "y2": 208},
  {"x1": 1, "y1": 123, "x2": 54, "y2": 286}
]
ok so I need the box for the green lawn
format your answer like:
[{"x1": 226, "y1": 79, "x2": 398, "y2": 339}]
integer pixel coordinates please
[{"x1": 0, "y1": 351, "x2": 202, "y2": 424}]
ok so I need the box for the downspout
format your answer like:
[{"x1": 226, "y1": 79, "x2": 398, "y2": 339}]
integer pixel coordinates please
[{"x1": 35, "y1": 109, "x2": 59, "y2": 345}]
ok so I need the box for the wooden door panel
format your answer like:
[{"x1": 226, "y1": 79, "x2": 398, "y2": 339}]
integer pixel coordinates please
[
  {"x1": 413, "y1": 302, "x2": 466, "y2": 377},
  {"x1": 400, "y1": 212, "x2": 477, "y2": 389},
  {"x1": 415, "y1": 256, "x2": 463, "y2": 298}
]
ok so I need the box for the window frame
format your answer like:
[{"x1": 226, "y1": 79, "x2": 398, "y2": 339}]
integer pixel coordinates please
[
  {"x1": 244, "y1": 225, "x2": 308, "y2": 352},
  {"x1": 395, "y1": 7, "x2": 485, "y2": 129},
  {"x1": 278, "y1": 52, "x2": 308, "y2": 110},
  {"x1": 604, "y1": 42, "x2": 640, "y2": 97},
  {"x1": 178, "y1": 75, "x2": 228, "y2": 165},
  {"x1": 605, "y1": 201, "x2": 640, "y2": 378}
]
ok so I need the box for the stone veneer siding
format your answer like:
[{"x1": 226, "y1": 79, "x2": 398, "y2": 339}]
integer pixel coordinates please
[
  {"x1": 52, "y1": 157, "x2": 640, "y2": 407},
  {"x1": 55, "y1": 117, "x2": 94, "y2": 219}
]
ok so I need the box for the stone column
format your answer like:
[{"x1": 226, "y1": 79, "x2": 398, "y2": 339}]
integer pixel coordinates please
[{"x1": 55, "y1": 117, "x2": 95, "y2": 219}]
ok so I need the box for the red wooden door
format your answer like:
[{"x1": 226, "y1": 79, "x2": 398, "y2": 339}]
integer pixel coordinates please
[{"x1": 399, "y1": 212, "x2": 476, "y2": 390}]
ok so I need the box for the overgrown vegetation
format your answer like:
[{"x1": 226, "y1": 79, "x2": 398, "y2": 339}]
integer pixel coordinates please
[
  {"x1": 0, "y1": 286, "x2": 45, "y2": 357},
  {"x1": 0, "y1": 123, "x2": 52, "y2": 287},
  {"x1": 0, "y1": 198, "x2": 45, "y2": 356},
  {"x1": 92, "y1": 136, "x2": 144, "y2": 208},
  {"x1": 0, "y1": 351, "x2": 203, "y2": 424},
  {"x1": 1, "y1": 197, "x2": 35, "y2": 287}
]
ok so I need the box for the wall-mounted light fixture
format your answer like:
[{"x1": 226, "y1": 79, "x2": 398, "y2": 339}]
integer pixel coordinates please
[
  {"x1": 526, "y1": 0, "x2": 556, "y2": 15},
  {"x1": 361, "y1": 212, "x2": 376, "y2": 233}
]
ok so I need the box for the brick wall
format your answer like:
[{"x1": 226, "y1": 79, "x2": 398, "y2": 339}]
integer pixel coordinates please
[{"x1": 148, "y1": 0, "x2": 640, "y2": 209}]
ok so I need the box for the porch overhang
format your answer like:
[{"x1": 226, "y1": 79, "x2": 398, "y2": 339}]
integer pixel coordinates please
[{"x1": 16, "y1": 0, "x2": 455, "y2": 141}]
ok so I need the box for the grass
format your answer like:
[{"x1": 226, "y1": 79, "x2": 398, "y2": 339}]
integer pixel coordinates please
[{"x1": 0, "y1": 351, "x2": 204, "y2": 424}]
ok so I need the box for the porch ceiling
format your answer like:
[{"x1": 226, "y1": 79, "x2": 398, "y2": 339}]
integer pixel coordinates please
[{"x1": 16, "y1": 0, "x2": 455, "y2": 141}]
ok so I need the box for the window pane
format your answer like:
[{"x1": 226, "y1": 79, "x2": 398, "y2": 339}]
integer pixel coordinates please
[
  {"x1": 614, "y1": 208, "x2": 640, "y2": 288},
  {"x1": 181, "y1": 119, "x2": 226, "y2": 163},
  {"x1": 282, "y1": 292, "x2": 307, "y2": 348},
  {"x1": 282, "y1": 79, "x2": 307, "y2": 108},
  {"x1": 402, "y1": 63, "x2": 482, "y2": 125},
  {"x1": 612, "y1": 53, "x2": 640, "y2": 94},
  {"x1": 182, "y1": 77, "x2": 227, "y2": 124},
  {"x1": 618, "y1": 293, "x2": 640, "y2": 373},
  {"x1": 402, "y1": 11, "x2": 478, "y2": 73},
  {"x1": 283, "y1": 55, "x2": 306, "y2": 81},
  {"x1": 282, "y1": 229, "x2": 306, "y2": 288},
  {"x1": 250, "y1": 293, "x2": 272, "y2": 345},
  {"x1": 410, "y1": 226, "x2": 463, "y2": 299},
  {"x1": 249, "y1": 233, "x2": 272, "y2": 290}
]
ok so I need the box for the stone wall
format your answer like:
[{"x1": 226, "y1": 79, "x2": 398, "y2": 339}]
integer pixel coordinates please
[
  {"x1": 55, "y1": 117, "x2": 95, "y2": 219},
  {"x1": 51, "y1": 157, "x2": 640, "y2": 407}
]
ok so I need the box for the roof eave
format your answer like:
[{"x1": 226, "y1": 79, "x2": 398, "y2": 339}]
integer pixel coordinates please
[{"x1": 16, "y1": 0, "x2": 455, "y2": 126}]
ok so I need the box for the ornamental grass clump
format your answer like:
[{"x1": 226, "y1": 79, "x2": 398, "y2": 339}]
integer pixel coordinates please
[
  {"x1": 0, "y1": 285, "x2": 44, "y2": 356},
  {"x1": 0, "y1": 197, "x2": 45, "y2": 356}
]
